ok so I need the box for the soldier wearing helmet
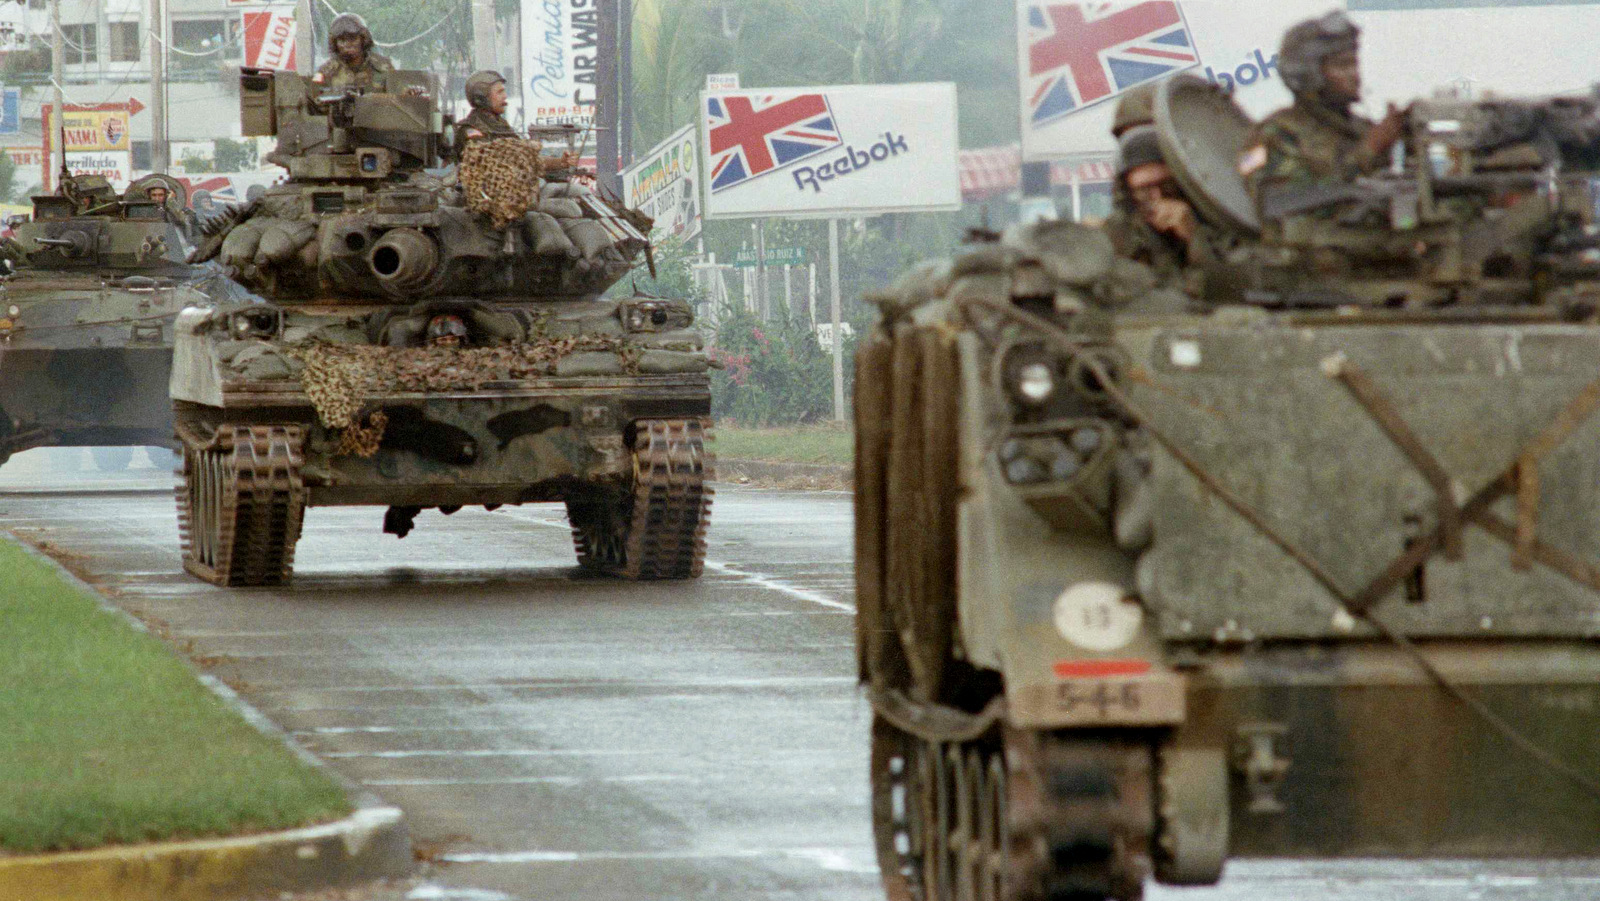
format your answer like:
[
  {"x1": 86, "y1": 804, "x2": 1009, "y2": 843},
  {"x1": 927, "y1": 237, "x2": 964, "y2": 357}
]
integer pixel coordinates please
[
  {"x1": 1240, "y1": 11, "x2": 1407, "y2": 210},
  {"x1": 457, "y1": 70, "x2": 519, "y2": 149},
  {"x1": 314, "y1": 13, "x2": 393, "y2": 91},
  {"x1": 1111, "y1": 83, "x2": 1158, "y2": 139},
  {"x1": 1102, "y1": 124, "x2": 1225, "y2": 292}
]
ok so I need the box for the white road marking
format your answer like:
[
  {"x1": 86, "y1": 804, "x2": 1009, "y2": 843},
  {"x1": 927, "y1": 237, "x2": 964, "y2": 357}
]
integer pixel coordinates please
[
  {"x1": 407, "y1": 885, "x2": 514, "y2": 901},
  {"x1": 366, "y1": 774, "x2": 692, "y2": 787},
  {"x1": 325, "y1": 749, "x2": 657, "y2": 759},
  {"x1": 256, "y1": 676, "x2": 856, "y2": 693},
  {"x1": 702, "y1": 560, "x2": 855, "y2": 612},
  {"x1": 440, "y1": 846, "x2": 874, "y2": 873}
]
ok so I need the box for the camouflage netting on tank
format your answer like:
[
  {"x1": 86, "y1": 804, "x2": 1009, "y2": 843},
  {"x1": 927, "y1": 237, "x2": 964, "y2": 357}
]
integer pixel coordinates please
[
  {"x1": 460, "y1": 139, "x2": 544, "y2": 230},
  {"x1": 286, "y1": 338, "x2": 641, "y2": 456}
]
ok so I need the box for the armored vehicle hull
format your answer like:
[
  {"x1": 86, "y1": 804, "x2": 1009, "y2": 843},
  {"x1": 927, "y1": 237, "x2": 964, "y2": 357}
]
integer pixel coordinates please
[
  {"x1": 0, "y1": 175, "x2": 232, "y2": 467},
  {"x1": 860, "y1": 73, "x2": 1600, "y2": 899},
  {"x1": 860, "y1": 264, "x2": 1600, "y2": 901}
]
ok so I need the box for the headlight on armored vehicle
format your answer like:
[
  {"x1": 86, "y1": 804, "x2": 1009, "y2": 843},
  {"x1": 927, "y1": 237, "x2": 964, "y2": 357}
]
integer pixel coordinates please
[{"x1": 1001, "y1": 343, "x2": 1062, "y2": 407}]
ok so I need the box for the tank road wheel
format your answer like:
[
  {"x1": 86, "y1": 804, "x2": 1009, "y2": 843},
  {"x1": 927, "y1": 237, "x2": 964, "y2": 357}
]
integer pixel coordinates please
[
  {"x1": 871, "y1": 717, "x2": 1011, "y2": 901},
  {"x1": 566, "y1": 419, "x2": 714, "y2": 580},
  {"x1": 176, "y1": 424, "x2": 306, "y2": 587}
]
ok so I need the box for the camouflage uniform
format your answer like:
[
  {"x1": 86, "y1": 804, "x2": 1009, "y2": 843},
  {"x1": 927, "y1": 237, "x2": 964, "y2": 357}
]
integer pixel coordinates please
[
  {"x1": 1103, "y1": 125, "x2": 1232, "y2": 297},
  {"x1": 455, "y1": 71, "x2": 519, "y2": 152},
  {"x1": 314, "y1": 13, "x2": 393, "y2": 91},
  {"x1": 1241, "y1": 12, "x2": 1381, "y2": 205}
]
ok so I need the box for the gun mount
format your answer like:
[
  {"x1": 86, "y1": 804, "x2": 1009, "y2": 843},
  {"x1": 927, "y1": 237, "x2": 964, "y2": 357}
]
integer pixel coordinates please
[{"x1": 1156, "y1": 75, "x2": 1600, "y2": 309}]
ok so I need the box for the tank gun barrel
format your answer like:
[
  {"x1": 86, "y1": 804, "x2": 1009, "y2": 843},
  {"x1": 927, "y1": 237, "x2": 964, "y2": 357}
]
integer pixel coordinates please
[{"x1": 367, "y1": 228, "x2": 439, "y2": 293}]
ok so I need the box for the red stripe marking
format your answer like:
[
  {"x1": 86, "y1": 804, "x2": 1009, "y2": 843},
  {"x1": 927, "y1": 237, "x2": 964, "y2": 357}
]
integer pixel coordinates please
[
  {"x1": 1125, "y1": 47, "x2": 1196, "y2": 61},
  {"x1": 1053, "y1": 659, "x2": 1152, "y2": 679}
]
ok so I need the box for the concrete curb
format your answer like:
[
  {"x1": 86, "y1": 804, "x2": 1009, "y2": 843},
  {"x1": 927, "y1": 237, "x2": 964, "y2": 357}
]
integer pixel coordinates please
[
  {"x1": 715, "y1": 458, "x2": 853, "y2": 490},
  {"x1": 0, "y1": 532, "x2": 414, "y2": 901}
]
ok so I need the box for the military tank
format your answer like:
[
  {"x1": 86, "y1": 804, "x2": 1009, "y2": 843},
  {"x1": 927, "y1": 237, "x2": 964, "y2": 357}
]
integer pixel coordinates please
[
  {"x1": 172, "y1": 67, "x2": 713, "y2": 586},
  {"x1": 0, "y1": 173, "x2": 240, "y2": 471},
  {"x1": 859, "y1": 74, "x2": 1600, "y2": 901}
]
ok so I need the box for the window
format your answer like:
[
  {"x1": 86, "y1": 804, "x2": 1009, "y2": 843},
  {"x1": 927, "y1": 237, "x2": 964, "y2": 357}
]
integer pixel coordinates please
[
  {"x1": 171, "y1": 18, "x2": 225, "y2": 71},
  {"x1": 62, "y1": 24, "x2": 96, "y2": 66},
  {"x1": 110, "y1": 21, "x2": 140, "y2": 63}
]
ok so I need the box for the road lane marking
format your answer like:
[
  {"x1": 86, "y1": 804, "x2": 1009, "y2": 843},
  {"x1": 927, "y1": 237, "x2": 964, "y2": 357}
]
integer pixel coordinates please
[
  {"x1": 325, "y1": 749, "x2": 658, "y2": 759},
  {"x1": 439, "y1": 846, "x2": 876, "y2": 873},
  {"x1": 702, "y1": 560, "x2": 854, "y2": 612},
  {"x1": 255, "y1": 676, "x2": 856, "y2": 694},
  {"x1": 366, "y1": 775, "x2": 692, "y2": 786},
  {"x1": 407, "y1": 885, "x2": 514, "y2": 901}
]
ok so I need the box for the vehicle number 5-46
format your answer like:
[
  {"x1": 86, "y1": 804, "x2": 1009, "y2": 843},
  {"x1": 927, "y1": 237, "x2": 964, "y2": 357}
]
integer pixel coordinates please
[{"x1": 1056, "y1": 680, "x2": 1143, "y2": 718}]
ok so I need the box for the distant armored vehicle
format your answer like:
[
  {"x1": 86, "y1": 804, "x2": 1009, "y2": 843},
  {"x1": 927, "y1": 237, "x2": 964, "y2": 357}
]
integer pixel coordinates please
[
  {"x1": 0, "y1": 173, "x2": 239, "y2": 470},
  {"x1": 859, "y1": 75, "x2": 1600, "y2": 900},
  {"x1": 172, "y1": 68, "x2": 713, "y2": 586}
]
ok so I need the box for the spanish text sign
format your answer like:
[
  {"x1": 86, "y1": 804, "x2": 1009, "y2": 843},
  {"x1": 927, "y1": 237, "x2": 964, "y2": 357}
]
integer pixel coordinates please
[
  {"x1": 700, "y1": 83, "x2": 961, "y2": 220},
  {"x1": 622, "y1": 123, "x2": 702, "y2": 243}
]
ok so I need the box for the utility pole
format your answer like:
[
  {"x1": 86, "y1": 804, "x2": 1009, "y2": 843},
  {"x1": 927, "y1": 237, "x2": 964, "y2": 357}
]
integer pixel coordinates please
[
  {"x1": 595, "y1": 0, "x2": 620, "y2": 198},
  {"x1": 49, "y1": 0, "x2": 63, "y2": 185},
  {"x1": 294, "y1": 0, "x2": 312, "y2": 75},
  {"x1": 618, "y1": 0, "x2": 631, "y2": 168},
  {"x1": 470, "y1": 0, "x2": 496, "y2": 70},
  {"x1": 96, "y1": 0, "x2": 109, "y2": 81},
  {"x1": 146, "y1": 0, "x2": 166, "y2": 172}
]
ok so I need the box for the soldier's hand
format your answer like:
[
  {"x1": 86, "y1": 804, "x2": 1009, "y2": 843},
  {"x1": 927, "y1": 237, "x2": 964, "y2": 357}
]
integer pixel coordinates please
[
  {"x1": 1147, "y1": 198, "x2": 1197, "y2": 242},
  {"x1": 1363, "y1": 102, "x2": 1410, "y2": 159}
]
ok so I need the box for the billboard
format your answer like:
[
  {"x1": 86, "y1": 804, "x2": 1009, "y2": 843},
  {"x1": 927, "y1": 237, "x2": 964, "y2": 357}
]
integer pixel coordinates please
[
  {"x1": 242, "y1": 9, "x2": 297, "y2": 70},
  {"x1": 621, "y1": 123, "x2": 701, "y2": 243},
  {"x1": 1020, "y1": 0, "x2": 1600, "y2": 160},
  {"x1": 42, "y1": 103, "x2": 140, "y2": 191},
  {"x1": 701, "y1": 83, "x2": 962, "y2": 220},
  {"x1": 522, "y1": 0, "x2": 598, "y2": 127}
]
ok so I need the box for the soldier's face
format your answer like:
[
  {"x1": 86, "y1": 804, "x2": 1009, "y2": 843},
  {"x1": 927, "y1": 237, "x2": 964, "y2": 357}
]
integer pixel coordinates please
[
  {"x1": 1125, "y1": 163, "x2": 1178, "y2": 216},
  {"x1": 1321, "y1": 50, "x2": 1362, "y2": 104},
  {"x1": 488, "y1": 82, "x2": 508, "y2": 115},
  {"x1": 335, "y1": 34, "x2": 365, "y2": 64},
  {"x1": 148, "y1": 188, "x2": 167, "y2": 204}
]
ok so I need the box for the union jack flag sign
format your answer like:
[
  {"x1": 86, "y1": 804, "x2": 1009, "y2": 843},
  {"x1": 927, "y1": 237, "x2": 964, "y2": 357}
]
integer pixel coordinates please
[
  {"x1": 1025, "y1": 2, "x2": 1199, "y2": 128},
  {"x1": 706, "y1": 94, "x2": 843, "y2": 194}
]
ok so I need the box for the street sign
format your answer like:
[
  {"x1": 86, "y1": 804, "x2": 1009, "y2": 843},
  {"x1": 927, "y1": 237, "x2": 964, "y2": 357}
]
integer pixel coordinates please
[{"x1": 733, "y1": 246, "x2": 807, "y2": 268}]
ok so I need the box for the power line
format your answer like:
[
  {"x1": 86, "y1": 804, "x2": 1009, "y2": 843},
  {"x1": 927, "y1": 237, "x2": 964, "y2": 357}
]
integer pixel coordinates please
[{"x1": 315, "y1": 0, "x2": 464, "y2": 50}]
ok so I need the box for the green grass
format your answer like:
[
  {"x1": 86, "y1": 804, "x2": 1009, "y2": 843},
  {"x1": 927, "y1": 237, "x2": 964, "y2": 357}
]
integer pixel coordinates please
[
  {"x1": 0, "y1": 539, "x2": 351, "y2": 853},
  {"x1": 714, "y1": 424, "x2": 855, "y2": 466}
]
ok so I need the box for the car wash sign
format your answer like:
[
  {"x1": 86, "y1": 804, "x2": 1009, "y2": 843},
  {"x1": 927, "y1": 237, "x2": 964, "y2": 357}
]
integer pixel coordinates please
[
  {"x1": 700, "y1": 83, "x2": 961, "y2": 219},
  {"x1": 522, "y1": 0, "x2": 598, "y2": 127}
]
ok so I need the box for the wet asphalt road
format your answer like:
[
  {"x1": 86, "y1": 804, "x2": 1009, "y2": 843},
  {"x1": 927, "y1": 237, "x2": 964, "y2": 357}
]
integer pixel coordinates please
[{"x1": 5, "y1": 449, "x2": 1600, "y2": 901}]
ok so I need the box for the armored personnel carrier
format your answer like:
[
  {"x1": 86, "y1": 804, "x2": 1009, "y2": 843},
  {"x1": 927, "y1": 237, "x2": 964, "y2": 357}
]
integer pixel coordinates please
[
  {"x1": 0, "y1": 173, "x2": 238, "y2": 470},
  {"x1": 173, "y1": 68, "x2": 712, "y2": 586},
  {"x1": 860, "y1": 74, "x2": 1600, "y2": 900}
]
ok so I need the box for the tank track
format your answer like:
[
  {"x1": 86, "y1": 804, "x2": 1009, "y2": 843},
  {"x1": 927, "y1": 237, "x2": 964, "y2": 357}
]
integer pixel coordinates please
[
  {"x1": 176, "y1": 424, "x2": 306, "y2": 587},
  {"x1": 872, "y1": 718, "x2": 1152, "y2": 901},
  {"x1": 568, "y1": 418, "x2": 714, "y2": 580}
]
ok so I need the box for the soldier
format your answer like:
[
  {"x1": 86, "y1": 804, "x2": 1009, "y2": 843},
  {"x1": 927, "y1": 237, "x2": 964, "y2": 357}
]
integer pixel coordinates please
[
  {"x1": 457, "y1": 70, "x2": 519, "y2": 147},
  {"x1": 314, "y1": 13, "x2": 393, "y2": 91},
  {"x1": 144, "y1": 183, "x2": 196, "y2": 241},
  {"x1": 1239, "y1": 11, "x2": 1407, "y2": 208},
  {"x1": 1103, "y1": 124, "x2": 1224, "y2": 290}
]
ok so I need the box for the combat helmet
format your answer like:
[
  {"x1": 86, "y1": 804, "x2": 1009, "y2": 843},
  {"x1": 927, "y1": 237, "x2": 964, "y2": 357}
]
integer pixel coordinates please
[
  {"x1": 465, "y1": 70, "x2": 507, "y2": 110},
  {"x1": 1279, "y1": 10, "x2": 1360, "y2": 97},
  {"x1": 328, "y1": 12, "x2": 374, "y2": 53},
  {"x1": 1112, "y1": 83, "x2": 1158, "y2": 138},
  {"x1": 1115, "y1": 124, "x2": 1165, "y2": 182}
]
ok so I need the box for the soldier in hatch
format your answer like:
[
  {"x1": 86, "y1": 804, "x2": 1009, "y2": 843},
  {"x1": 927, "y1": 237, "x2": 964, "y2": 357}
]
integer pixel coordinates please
[
  {"x1": 1103, "y1": 124, "x2": 1230, "y2": 293},
  {"x1": 457, "y1": 70, "x2": 519, "y2": 147},
  {"x1": 1240, "y1": 11, "x2": 1407, "y2": 210},
  {"x1": 314, "y1": 13, "x2": 393, "y2": 91}
]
